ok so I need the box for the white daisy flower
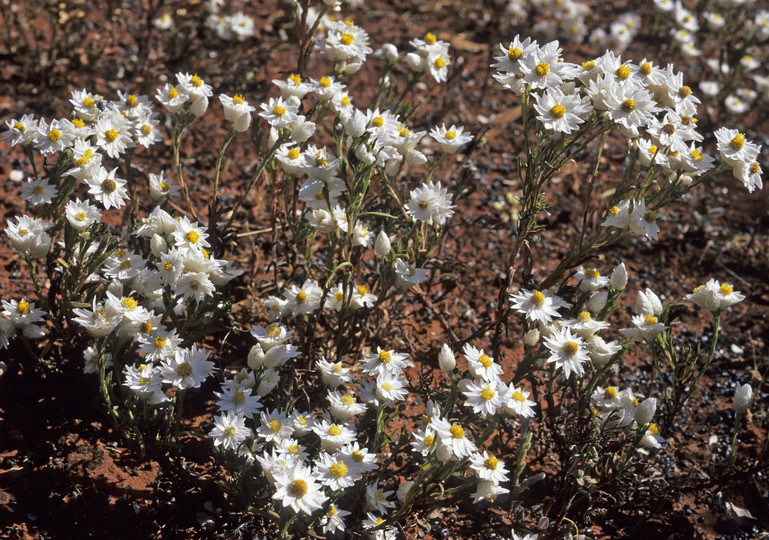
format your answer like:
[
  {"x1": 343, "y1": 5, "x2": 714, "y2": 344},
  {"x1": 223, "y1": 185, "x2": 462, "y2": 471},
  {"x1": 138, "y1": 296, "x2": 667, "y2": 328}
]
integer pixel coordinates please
[{"x1": 543, "y1": 327, "x2": 590, "y2": 378}]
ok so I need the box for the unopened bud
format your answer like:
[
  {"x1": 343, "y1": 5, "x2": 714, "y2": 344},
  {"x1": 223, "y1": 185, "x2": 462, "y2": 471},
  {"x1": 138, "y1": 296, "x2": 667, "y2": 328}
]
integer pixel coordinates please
[
  {"x1": 396, "y1": 480, "x2": 415, "y2": 504},
  {"x1": 733, "y1": 383, "x2": 753, "y2": 415},
  {"x1": 634, "y1": 397, "x2": 657, "y2": 425},
  {"x1": 381, "y1": 43, "x2": 399, "y2": 62},
  {"x1": 524, "y1": 328, "x2": 540, "y2": 347},
  {"x1": 588, "y1": 291, "x2": 608, "y2": 313},
  {"x1": 610, "y1": 262, "x2": 627, "y2": 290},
  {"x1": 438, "y1": 343, "x2": 455, "y2": 372},
  {"x1": 374, "y1": 230, "x2": 391, "y2": 257}
]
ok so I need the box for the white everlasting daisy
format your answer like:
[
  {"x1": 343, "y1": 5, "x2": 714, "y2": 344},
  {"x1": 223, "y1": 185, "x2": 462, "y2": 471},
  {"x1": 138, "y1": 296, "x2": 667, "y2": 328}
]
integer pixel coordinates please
[
  {"x1": 156, "y1": 83, "x2": 189, "y2": 113},
  {"x1": 85, "y1": 167, "x2": 129, "y2": 210},
  {"x1": 65, "y1": 198, "x2": 101, "y2": 230},
  {"x1": 733, "y1": 160, "x2": 763, "y2": 193},
  {"x1": 316, "y1": 452, "x2": 359, "y2": 491},
  {"x1": 533, "y1": 88, "x2": 591, "y2": 134},
  {"x1": 272, "y1": 465, "x2": 328, "y2": 515},
  {"x1": 544, "y1": 327, "x2": 590, "y2": 379},
  {"x1": 318, "y1": 357, "x2": 353, "y2": 388},
  {"x1": 462, "y1": 378, "x2": 505, "y2": 416},
  {"x1": 3, "y1": 114, "x2": 39, "y2": 146},
  {"x1": 375, "y1": 370, "x2": 409, "y2": 405},
  {"x1": 501, "y1": 384, "x2": 536, "y2": 418},
  {"x1": 20, "y1": 178, "x2": 57, "y2": 206},
  {"x1": 509, "y1": 288, "x2": 568, "y2": 324},
  {"x1": 320, "y1": 505, "x2": 351, "y2": 536},
  {"x1": 312, "y1": 418, "x2": 357, "y2": 452},
  {"x1": 470, "y1": 451, "x2": 509, "y2": 484},
  {"x1": 219, "y1": 94, "x2": 255, "y2": 132},
  {"x1": 210, "y1": 412, "x2": 249, "y2": 451},
  {"x1": 69, "y1": 89, "x2": 104, "y2": 121},
  {"x1": 34, "y1": 118, "x2": 76, "y2": 155},
  {"x1": 431, "y1": 417, "x2": 477, "y2": 459},
  {"x1": 629, "y1": 199, "x2": 660, "y2": 240},
  {"x1": 94, "y1": 111, "x2": 135, "y2": 159},
  {"x1": 360, "y1": 347, "x2": 412, "y2": 376},
  {"x1": 619, "y1": 313, "x2": 668, "y2": 341},
  {"x1": 284, "y1": 279, "x2": 323, "y2": 316},
  {"x1": 714, "y1": 128, "x2": 761, "y2": 167},
  {"x1": 463, "y1": 344, "x2": 504, "y2": 381},
  {"x1": 519, "y1": 40, "x2": 577, "y2": 90},
  {"x1": 257, "y1": 409, "x2": 294, "y2": 443},
  {"x1": 365, "y1": 482, "x2": 395, "y2": 514},
  {"x1": 259, "y1": 97, "x2": 298, "y2": 129},
  {"x1": 159, "y1": 345, "x2": 216, "y2": 390},
  {"x1": 394, "y1": 258, "x2": 428, "y2": 289},
  {"x1": 123, "y1": 363, "x2": 169, "y2": 404}
]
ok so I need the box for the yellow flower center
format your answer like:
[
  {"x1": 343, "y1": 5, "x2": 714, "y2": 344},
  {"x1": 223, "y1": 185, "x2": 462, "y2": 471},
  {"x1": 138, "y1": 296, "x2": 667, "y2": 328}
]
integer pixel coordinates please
[
  {"x1": 512, "y1": 390, "x2": 526, "y2": 402},
  {"x1": 586, "y1": 269, "x2": 600, "y2": 279},
  {"x1": 424, "y1": 434, "x2": 435, "y2": 446},
  {"x1": 329, "y1": 506, "x2": 338, "y2": 517},
  {"x1": 341, "y1": 96, "x2": 351, "y2": 107},
  {"x1": 616, "y1": 65, "x2": 631, "y2": 80},
  {"x1": 268, "y1": 419, "x2": 283, "y2": 432},
  {"x1": 296, "y1": 291, "x2": 307, "y2": 303},
  {"x1": 563, "y1": 341, "x2": 579, "y2": 356},
  {"x1": 730, "y1": 133, "x2": 745, "y2": 151},
  {"x1": 75, "y1": 211, "x2": 86, "y2": 221},
  {"x1": 126, "y1": 94, "x2": 139, "y2": 108},
  {"x1": 328, "y1": 424, "x2": 342, "y2": 436},
  {"x1": 621, "y1": 98, "x2": 636, "y2": 113},
  {"x1": 445, "y1": 129, "x2": 457, "y2": 140},
  {"x1": 640, "y1": 62, "x2": 652, "y2": 76},
  {"x1": 531, "y1": 290, "x2": 546, "y2": 307},
  {"x1": 379, "y1": 350, "x2": 392, "y2": 364},
  {"x1": 17, "y1": 300, "x2": 31, "y2": 315},
  {"x1": 191, "y1": 74, "x2": 203, "y2": 87},
  {"x1": 319, "y1": 76, "x2": 331, "y2": 88},
  {"x1": 535, "y1": 62, "x2": 549, "y2": 76},
  {"x1": 119, "y1": 259, "x2": 132, "y2": 270},
  {"x1": 356, "y1": 285, "x2": 369, "y2": 296},
  {"x1": 176, "y1": 361, "x2": 193, "y2": 377},
  {"x1": 334, "y1": 291, "x2": 344, "y2": 302},
  {"x1": 340, "y1": 32, "x2": 355, "y2": 46},
  {"x1": 478, "y1": 354, "x2": 493, "y2": 368},
  {"x1": 719, "y1": 283, "x2": 733, "y2": 295},
  {"x1": 381, "y1": 382, "x2": 393, "y2": 392},
  {"x1": 644, "y1": 210, "x2": 657, "y2": 222},
  {"x1": 14, "y1": 121, "x2": 25, "y2": 131},
  {"x1": 162, "y1": 262, "x2": 174, "y2": 272},
  {"x1": 153, "y1": 336, "x2": 166, "y2": 349},
  {"x1": 121, "y1": 297, "x2": 138, "y2": 310},
  {"x1": 425, "y1": 32, "x2": 437, "y2": 45},
  {"x1": 273, "y1": 104, "x2": 286, "y2": 116},
  {"x1": 690, "y1": 149, "x2": 702, "y2": 161},
  {"x1": 550, "y1": 104, "x2": 566, "y2": 119},
  {"x1": 166, "y1": 87, "x2": 179, "y2": 99},
  {"x1": 434, "y1": 57, "x2": 447, "y2": 69},
  {"x1": 649, "y1": 423, "x2": 659, "y2": 436},
  {"x1": 104, "y1": 129, "x2": 118, "y2": 143},
  {"x1": 604, "y1": 386, "x2": 617, "y2": 399},
  {"x1": 341, "y1": 394, "x2": 354, "y2": 406},
  {"x1": 265, "y1": 324, "x2": 281, "y2": 338},
  {"x1": 18, "y1": 228, "x2": 28, "y2": 237},
  {"x1": 578, "y1": 311, "x2": 592, "y2": 323},
  {"x1": 72, "y1": 118, "x2": 86, "y2": 128},
  {"x1": 449, "y1": 424, "x2": 465, "y2": 439},
  {"x1": 288, "y1": 147, "x2": 300, "y2": 160},
  {"x1": 223, "y1": 426, "x2": 236, "y2": 437},
  {"x1": 609, "y1": 205, "x2": 619, "y2": 216},
  {"x1": 644, "y1": 315, "x2": 658, "y2": 325},
  {"x1": 484, "y1": 456, "x2": 499, "y2": 470},
  {"x1": 582, "y1": 59, "x2": 595, "y2": 70},
  {"x1": 48, "y1": 129, "x2": 62, "y2": 142},
  {"x1": 372, "y1": 116, "x2": 384, "y2": 127},
  {"x1": 749, "y1": 162, "x2": 760, "y2": 174},
  {"x1": 678, "y1": 85, "x2": 691, "y2": 99},
  {"x1": 480, "y1": 387, "x2": 495, "y2": 401},
  {"x1": 232, "y1": 390, "x2": 246, "y2": 405},
  {"x1": 83, "y1": 97, "x2": 95, "y2": 107},
  {"x1": 398, "y1": 125, "x2": 410, "y2": 137},
  {"x1": 140, "y1": 322, "x2": 153, "y2": 334},
  {"x1": 508, "y1": 46, "x2": 523, "y2": 61},
  {"x1": 287, "y1": 479, "x2": 307, "y2": 498},
  {"x1": 288, "y1": 73, "x2": 302, "y2": 85},
  {"x1": 185, "y1": 230, "x2": 200, "y2": 244},
  {"x1": 330, "y1": 461, "x2": 347, "y2": 477},
  {"x1": 32, "y1": 185, "x2": 44, "y2": 195}
]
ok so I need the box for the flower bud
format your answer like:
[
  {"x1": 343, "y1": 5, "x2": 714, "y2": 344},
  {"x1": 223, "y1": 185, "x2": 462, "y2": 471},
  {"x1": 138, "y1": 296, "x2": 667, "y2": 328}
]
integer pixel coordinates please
[
  {"x1": 374, "y1": 230, "x2": 391, "y2": 257},
  {"x1": 405, "y1": 52, "x2": 425, "y2": 72},
  {"x1": 256, "y1": 367, "x2": 279, "y2": 396},
  {"x1": 587, "y1": 291, "x2": 608, "y2": 313},
  {"x1": 396, "y1": 480, "x2": 415, "y2": 504},
  {"x1": 150, "y1": 234, "x2": 168, "y2": 258},
  {"x1": 438, "y1": 343, "x2": 455, "y2": 372},
  {"x1": 523, "y1": 328, "x2": 540, "y2": 347},
  {"x1": 610, "y1": 262, "x2": 627, "y2": 290},
  {"x1": 290, "y1": 116, "x2": 315, "y2": 143},
  {"x1": 634, "y1": 397, "x2": 657, "y2": 425},
  {"x1": 189, "y1": 95, "x2": 209, "y2": 117},
  {"x1": 247, "y1": 343, "x2": 266, "y2": 370},
  {"x1": 733, "y1": 383, "x2": 753, "y2": 415},
  {"x1": 637, "y1": 288, "x2": 662, "y2": 316},
  {"x1": 381, "y1": 43, "x2": 399, "y2": 62}
]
